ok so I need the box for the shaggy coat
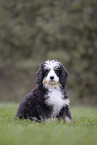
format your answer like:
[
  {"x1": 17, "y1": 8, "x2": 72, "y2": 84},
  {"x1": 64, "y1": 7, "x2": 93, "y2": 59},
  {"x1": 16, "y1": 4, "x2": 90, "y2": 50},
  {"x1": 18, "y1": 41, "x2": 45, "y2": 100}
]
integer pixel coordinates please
[{"x1": 16, "y1": 60, "x2": 72, "y2": 122}]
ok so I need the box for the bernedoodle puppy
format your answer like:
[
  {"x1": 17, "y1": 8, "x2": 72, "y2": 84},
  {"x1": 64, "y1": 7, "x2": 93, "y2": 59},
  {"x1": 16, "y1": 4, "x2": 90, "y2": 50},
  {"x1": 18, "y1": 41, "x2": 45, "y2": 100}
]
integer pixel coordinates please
[{"x1": 16, "y1": 60, "x2": 72, "y2": 123}]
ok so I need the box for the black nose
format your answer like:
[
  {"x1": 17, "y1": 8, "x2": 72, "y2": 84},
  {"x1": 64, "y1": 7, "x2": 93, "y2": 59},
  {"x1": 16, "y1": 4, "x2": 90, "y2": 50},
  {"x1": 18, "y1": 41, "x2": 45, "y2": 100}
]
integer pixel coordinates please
[{"x1": 50, "y1": 76, "x2": 54, "y2": 80}]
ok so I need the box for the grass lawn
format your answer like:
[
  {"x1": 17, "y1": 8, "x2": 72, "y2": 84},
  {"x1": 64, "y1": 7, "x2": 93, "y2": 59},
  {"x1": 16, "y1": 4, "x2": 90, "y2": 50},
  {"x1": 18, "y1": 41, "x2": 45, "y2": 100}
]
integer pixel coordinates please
[{"x1": 0, "y1": 103, "x2": 97, "y2": 145}]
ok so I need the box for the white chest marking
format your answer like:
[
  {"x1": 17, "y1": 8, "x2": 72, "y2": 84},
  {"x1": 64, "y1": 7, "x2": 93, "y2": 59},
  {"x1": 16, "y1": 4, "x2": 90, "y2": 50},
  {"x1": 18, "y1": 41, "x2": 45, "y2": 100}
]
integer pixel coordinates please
[{"x1": 46, "y1": 86, "x2": 70, "y2": 117}]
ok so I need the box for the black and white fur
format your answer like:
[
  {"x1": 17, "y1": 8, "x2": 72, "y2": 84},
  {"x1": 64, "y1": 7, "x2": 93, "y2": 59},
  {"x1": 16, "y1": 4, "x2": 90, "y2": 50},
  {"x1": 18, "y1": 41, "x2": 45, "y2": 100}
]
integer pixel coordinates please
[{"x1": 16, "y1": 60, "x2": 72, "y2": 122}]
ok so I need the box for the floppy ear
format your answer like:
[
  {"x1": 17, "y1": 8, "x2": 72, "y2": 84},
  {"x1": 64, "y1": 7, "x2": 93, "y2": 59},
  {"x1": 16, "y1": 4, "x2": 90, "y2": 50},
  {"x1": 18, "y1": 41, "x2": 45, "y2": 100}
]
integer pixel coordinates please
[
  {"x1": 59, "y1": 65, "x2": 69, "y2": 88},
  {"x1": 36, "y1": 64, "x2": 44, "y2": 85}
]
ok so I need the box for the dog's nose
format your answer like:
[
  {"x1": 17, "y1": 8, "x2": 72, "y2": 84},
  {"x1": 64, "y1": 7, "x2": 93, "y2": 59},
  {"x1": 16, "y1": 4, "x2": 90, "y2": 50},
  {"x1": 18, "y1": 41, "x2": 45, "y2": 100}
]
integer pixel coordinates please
[{"x1": 50, "y1": 76, "x2": 54, "y2": 80}]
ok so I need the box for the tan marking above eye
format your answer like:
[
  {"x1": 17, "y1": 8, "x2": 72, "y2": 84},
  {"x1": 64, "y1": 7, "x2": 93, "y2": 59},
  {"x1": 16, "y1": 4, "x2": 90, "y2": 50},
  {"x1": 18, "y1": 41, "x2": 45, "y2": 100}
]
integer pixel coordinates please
[
  {"x1": 54, "y1": 68, "x2": 58, "y2": 71},
  {"x1": 47, "y1": 68, "x2": 50, "y2": 71}
]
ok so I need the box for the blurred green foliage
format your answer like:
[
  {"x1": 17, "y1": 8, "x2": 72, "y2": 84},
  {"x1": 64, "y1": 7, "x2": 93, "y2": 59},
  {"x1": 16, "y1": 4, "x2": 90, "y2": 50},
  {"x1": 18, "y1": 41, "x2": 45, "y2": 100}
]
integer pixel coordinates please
[{"x1": 0, "y1": 0, "x2": 97, "y2": 104}]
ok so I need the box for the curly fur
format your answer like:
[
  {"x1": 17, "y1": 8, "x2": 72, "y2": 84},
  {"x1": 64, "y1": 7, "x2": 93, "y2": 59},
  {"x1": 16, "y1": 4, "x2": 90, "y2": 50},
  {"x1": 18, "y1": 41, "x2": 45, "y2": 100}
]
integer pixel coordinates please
[{"x1": 16, "y1": 60, "x2": 72, "y2": 122}]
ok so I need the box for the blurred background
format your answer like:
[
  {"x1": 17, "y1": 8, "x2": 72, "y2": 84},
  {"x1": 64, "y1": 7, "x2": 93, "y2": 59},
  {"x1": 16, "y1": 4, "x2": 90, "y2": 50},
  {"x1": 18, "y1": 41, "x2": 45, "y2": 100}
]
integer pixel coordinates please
[{"x1": 0, "y1": 0, "x2": 97, "y2": 105}]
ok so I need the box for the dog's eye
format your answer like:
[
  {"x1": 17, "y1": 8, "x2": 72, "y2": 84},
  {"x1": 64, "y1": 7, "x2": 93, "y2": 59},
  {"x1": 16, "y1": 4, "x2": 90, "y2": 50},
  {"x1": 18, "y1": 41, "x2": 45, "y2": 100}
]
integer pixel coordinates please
[
  {"x1": 44, "y1": 68, "x2": 50, "y2": 73},
  {"x1": 44, "y1": 68, "x2": 50, "y2": 76},
  {"x1": 54, "y1": 68, "x2": 60, "y2": 75},
  {"x1": 54, "y1": 68, "x2": 59, "y2": 71}
]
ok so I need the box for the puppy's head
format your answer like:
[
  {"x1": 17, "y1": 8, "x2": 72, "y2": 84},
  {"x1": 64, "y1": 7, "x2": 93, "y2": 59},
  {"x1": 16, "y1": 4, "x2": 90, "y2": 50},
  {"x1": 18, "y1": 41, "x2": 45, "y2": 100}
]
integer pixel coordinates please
[{"x1": 36, "y1": 60, "x2": 69, "y2": 88}]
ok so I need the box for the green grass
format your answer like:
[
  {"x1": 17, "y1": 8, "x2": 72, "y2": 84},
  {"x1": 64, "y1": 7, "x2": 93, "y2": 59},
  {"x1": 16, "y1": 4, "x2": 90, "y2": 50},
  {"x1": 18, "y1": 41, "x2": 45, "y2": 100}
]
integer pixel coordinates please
[{"x1": 0, "y1": 103, "x2": 97, "y2": 145}]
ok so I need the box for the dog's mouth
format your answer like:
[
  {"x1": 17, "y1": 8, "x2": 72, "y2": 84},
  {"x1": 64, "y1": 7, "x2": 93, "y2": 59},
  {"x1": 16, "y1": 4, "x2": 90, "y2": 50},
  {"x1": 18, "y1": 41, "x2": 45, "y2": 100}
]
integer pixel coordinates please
[
  {"x1": 43, "y1": 78, "x2": 59, "y2": 85},
  {"x1": 49, "y1": 80, "x2": 55, "y2": 84},
  {"x1": 49, "y1": 80, "x2": 55, "y2": 82},
  {"x1": 48, "y1": 80, "x2": 60, "y2": 85}
]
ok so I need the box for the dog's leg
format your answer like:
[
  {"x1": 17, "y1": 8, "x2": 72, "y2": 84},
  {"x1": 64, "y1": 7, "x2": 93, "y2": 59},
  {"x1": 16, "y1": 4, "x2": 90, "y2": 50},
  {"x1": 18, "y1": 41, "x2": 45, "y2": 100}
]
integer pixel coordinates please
[{"x1": 57, "y1": 105, "x2": 72, "y2": 123}]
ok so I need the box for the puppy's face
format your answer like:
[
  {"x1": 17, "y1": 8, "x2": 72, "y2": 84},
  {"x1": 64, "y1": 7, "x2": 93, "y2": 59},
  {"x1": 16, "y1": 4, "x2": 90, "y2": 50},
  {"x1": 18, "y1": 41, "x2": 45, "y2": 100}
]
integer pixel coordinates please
[
  {"x1": 42, "y1": 60, "x2": 60, "y2": 85},
  {"x1": 36, "y1": 60, "x2": 69, "y2": 88}
]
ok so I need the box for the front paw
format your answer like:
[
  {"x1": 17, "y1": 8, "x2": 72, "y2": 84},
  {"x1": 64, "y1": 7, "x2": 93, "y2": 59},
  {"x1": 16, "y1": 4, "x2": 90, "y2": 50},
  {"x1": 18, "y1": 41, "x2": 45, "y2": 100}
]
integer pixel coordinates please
[
  {"x1": 65, "y1": 116, "x2": 71, "y2": 124},
  {"x1": 29, "y1": 117, "x2": 40, "y2": 122}
]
